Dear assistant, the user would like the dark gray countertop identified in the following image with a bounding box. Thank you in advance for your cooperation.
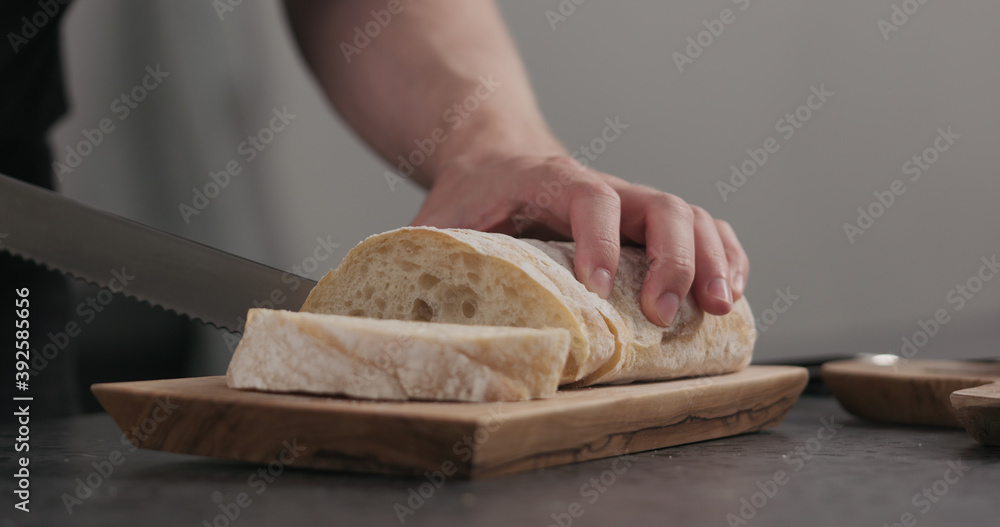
[2,395,998,527]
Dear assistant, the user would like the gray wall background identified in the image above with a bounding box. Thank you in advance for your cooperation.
[52,0,1000,371]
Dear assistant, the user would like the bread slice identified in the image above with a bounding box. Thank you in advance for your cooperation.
[299,226,755,387]
[299,227,620,384]
[227,309,572,402]
[521,240,755,385]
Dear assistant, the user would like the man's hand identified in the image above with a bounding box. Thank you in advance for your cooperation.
[410,154,749,327]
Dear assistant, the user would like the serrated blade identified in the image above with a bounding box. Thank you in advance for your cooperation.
[0,173,317,333]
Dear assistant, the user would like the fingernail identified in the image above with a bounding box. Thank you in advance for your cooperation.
[707,278,733,304]
[589,268,613,298]
[733,274,745,296]
[655,292,680,327]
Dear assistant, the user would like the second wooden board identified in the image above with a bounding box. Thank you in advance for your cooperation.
[822,358,1000,446]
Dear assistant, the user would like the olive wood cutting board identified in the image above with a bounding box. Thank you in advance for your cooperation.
[92,365,807,478]
[822,358,1000,446]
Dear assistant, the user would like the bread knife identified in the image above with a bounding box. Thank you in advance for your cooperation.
[0,172,317,333]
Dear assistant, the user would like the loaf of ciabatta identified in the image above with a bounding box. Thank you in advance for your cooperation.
[299,227,755,387]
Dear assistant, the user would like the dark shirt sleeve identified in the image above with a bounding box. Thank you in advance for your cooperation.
[0,0,72,188]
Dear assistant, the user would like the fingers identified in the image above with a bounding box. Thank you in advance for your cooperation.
[408,153,750,326]
[566,180,622,299]
[691,206,733,316]
[611,180,745,326]
[715,219,749,300]
[638,194,697,328]
[510,159,622,299]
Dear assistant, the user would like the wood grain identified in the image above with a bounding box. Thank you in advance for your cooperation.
[92,365,807,478]
[822,358,1000,446]
[951,382,1000,446]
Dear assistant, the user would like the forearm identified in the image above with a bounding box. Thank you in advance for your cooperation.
[284,0,565,187]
